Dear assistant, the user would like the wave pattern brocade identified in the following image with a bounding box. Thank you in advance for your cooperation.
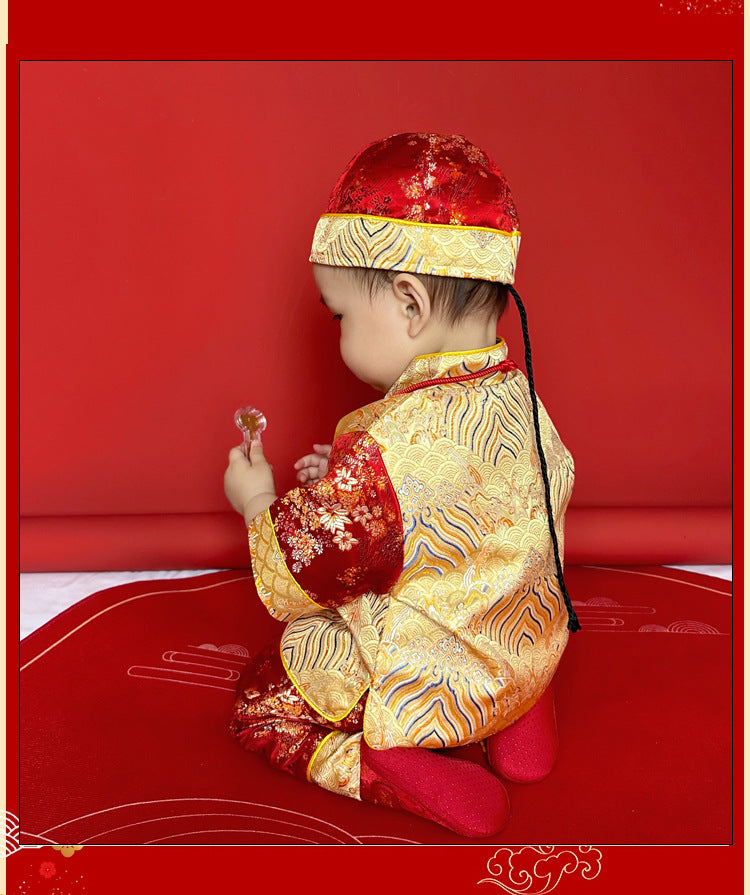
[249,342,574,749]
[310,214,521,283]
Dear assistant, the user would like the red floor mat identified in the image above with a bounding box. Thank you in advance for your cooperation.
[19,565,733,845]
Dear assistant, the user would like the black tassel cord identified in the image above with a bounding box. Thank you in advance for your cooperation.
[508,285,581,634]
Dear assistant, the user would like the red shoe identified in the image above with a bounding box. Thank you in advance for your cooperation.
[486,686,559,784]
[360,742,510,838]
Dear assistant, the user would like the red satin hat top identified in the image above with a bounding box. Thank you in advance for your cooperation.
[326,132,520,233]
[311,132,522,283]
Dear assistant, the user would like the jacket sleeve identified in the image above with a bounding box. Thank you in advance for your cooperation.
[247,430,404,621]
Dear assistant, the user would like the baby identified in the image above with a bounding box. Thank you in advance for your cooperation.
[223,132,578,838]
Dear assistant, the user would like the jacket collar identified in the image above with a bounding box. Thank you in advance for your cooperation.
[387,339,510,397]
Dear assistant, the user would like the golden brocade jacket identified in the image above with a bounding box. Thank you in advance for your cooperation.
[248,340,575,750]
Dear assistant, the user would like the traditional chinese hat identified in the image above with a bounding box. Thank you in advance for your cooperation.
[310,132,521,283]
[310,133,580,633]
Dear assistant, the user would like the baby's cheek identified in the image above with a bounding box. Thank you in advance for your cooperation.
[340,339,375,387]
[339,335,358,373]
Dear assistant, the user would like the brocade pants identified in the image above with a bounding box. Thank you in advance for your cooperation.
[230,640,367,800]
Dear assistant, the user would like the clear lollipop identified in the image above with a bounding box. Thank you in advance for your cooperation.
[234,406,267,460]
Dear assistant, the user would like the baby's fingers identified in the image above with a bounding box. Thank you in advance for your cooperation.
[228,445,249,465]
[294,453,323,470]
[297,469,325,486]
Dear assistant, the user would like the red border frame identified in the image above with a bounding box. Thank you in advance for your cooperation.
[7,1,742,892]
[3,843,744,892]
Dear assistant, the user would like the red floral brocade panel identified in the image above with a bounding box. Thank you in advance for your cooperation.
[269,431,404,609]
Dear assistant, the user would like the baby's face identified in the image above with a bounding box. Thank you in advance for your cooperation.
[313,264,415,392]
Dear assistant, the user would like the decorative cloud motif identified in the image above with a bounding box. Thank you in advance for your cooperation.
[478,845,603,893]
[639,621,721,634]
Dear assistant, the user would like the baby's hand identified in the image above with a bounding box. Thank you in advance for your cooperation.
[294,444,332,486]
[224,441,277,525]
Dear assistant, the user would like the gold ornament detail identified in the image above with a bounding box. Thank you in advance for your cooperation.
[52,845,83,857]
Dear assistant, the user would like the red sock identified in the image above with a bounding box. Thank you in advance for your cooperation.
[360,742,510,838]
[486,685,559,784]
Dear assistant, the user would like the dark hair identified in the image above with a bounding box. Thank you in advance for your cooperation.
[347,267,508,325]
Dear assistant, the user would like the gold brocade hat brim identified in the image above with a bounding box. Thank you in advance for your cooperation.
[309,213,521,284]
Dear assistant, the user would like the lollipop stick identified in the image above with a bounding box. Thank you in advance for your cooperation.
[234,406,267,462]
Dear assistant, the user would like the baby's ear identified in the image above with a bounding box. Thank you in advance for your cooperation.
[391,273,431,336]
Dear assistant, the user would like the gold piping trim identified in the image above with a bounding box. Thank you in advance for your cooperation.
[306,731,338,782]
[279,642,365,724]
[412,339,505,362]
[317,212,520,238]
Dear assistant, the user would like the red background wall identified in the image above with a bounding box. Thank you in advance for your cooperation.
[19,61,733,569]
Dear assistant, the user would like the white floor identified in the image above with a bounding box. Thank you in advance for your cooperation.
[663,564,733,582]
[18,569,223,640]
[18,564,732,641]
